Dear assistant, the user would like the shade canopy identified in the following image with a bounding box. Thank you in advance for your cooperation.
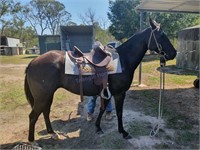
[136,0,200,14]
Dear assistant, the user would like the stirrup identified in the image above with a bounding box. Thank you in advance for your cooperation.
[100,87,111,100]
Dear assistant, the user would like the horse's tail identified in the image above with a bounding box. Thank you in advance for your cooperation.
[24,63,34,108]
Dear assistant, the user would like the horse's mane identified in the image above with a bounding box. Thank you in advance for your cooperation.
[116,27,150,52]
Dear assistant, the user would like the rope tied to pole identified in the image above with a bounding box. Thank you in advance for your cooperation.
[150,56,166,137]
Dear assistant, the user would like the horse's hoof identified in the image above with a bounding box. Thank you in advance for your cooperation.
[124,134,132,139]
[96,130,104,135]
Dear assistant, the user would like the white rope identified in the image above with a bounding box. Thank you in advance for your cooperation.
[150,61,165,137]
[148,28,158,50]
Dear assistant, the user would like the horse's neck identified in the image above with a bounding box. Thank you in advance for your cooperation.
[117,28,149,74]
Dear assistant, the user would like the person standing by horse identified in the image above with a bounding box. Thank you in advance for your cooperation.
[87,95,112,121]
[86,40,113,121]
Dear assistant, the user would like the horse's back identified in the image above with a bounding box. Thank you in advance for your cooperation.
[25,50,65,97]
[30,50,65,65]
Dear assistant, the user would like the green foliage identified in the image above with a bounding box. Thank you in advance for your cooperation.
[108,0,140,41]
[24,0,71,35]
[3,24,37,48]
[0,0,37,48]
[149,13,200,39]
[0,0,22,35]
[94,25,116,45]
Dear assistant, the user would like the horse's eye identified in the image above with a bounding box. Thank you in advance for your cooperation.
[160,31,165,37]
[155,30,163,38]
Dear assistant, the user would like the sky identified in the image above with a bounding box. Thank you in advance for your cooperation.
[60,0,110,26]
[15,0,111,34]
[19,0,111,29]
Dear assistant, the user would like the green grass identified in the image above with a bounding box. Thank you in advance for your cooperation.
[0,80,26,110]
[0,54,77,112]
[127,121,151,137]
[0,54,38,64]
[133,55,198,87]
[97,132,132,149]
[175,131,199,148]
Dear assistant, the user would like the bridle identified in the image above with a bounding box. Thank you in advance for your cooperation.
[148,27,168,62]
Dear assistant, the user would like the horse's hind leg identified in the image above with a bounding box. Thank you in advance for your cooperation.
[95,97,110,133]
[29,108,42,142]
[43,96,54,134]
[29,95,53,142]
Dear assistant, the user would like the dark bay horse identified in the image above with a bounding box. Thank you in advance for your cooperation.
[25,19,176,142]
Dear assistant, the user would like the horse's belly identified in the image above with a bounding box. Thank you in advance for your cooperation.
[61,75,100,96]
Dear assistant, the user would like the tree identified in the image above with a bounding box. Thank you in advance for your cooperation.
[0,0,22,35]
[44,0,71,35]
[3,20,37,48]
[79,8,97,26]
[79,8,115,44]
[23,0,71,35]
[108,0,140,41]
[23,0,48,35]
[149,13,200,39]
[95,26,116,45]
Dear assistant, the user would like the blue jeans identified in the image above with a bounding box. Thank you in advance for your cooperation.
[87,96,112,114]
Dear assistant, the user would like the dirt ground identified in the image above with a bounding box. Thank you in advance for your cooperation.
[0,64,199,149]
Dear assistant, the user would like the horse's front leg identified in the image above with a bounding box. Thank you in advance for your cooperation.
[114,92,132,139]
[95,97,110,134]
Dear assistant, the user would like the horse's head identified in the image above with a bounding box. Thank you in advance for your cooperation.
[148,18,177,60]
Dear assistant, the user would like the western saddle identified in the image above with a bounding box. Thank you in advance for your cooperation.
[67,42,112,102]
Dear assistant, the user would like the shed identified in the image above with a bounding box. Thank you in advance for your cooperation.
[60,25,94,53]
[38,35,61,54]
[176,25,199,71]
[0,36,24,55]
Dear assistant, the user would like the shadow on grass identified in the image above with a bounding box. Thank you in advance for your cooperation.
[22,55,38,59]
[0,101,100,149]
[156,65,198,76]
[143,54,198,76]
[142,54,160,62]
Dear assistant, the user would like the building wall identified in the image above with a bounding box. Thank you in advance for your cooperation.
[38,35,61,54]
[4,47,23,55]
[65,33,93,52]
[176,26,199,71]
[0,36,24,55]
[60,26,94,53]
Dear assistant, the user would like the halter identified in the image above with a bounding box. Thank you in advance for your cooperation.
[148,27,167,61]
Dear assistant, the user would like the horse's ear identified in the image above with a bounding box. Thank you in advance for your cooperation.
[149,18,161,30]
[149,17,156,29]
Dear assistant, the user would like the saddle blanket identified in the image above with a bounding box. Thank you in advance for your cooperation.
[65,51,122,75]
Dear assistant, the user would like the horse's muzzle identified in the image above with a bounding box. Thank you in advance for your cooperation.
[166,50,177,60]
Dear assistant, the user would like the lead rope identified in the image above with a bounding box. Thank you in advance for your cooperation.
[150,56,166,137]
